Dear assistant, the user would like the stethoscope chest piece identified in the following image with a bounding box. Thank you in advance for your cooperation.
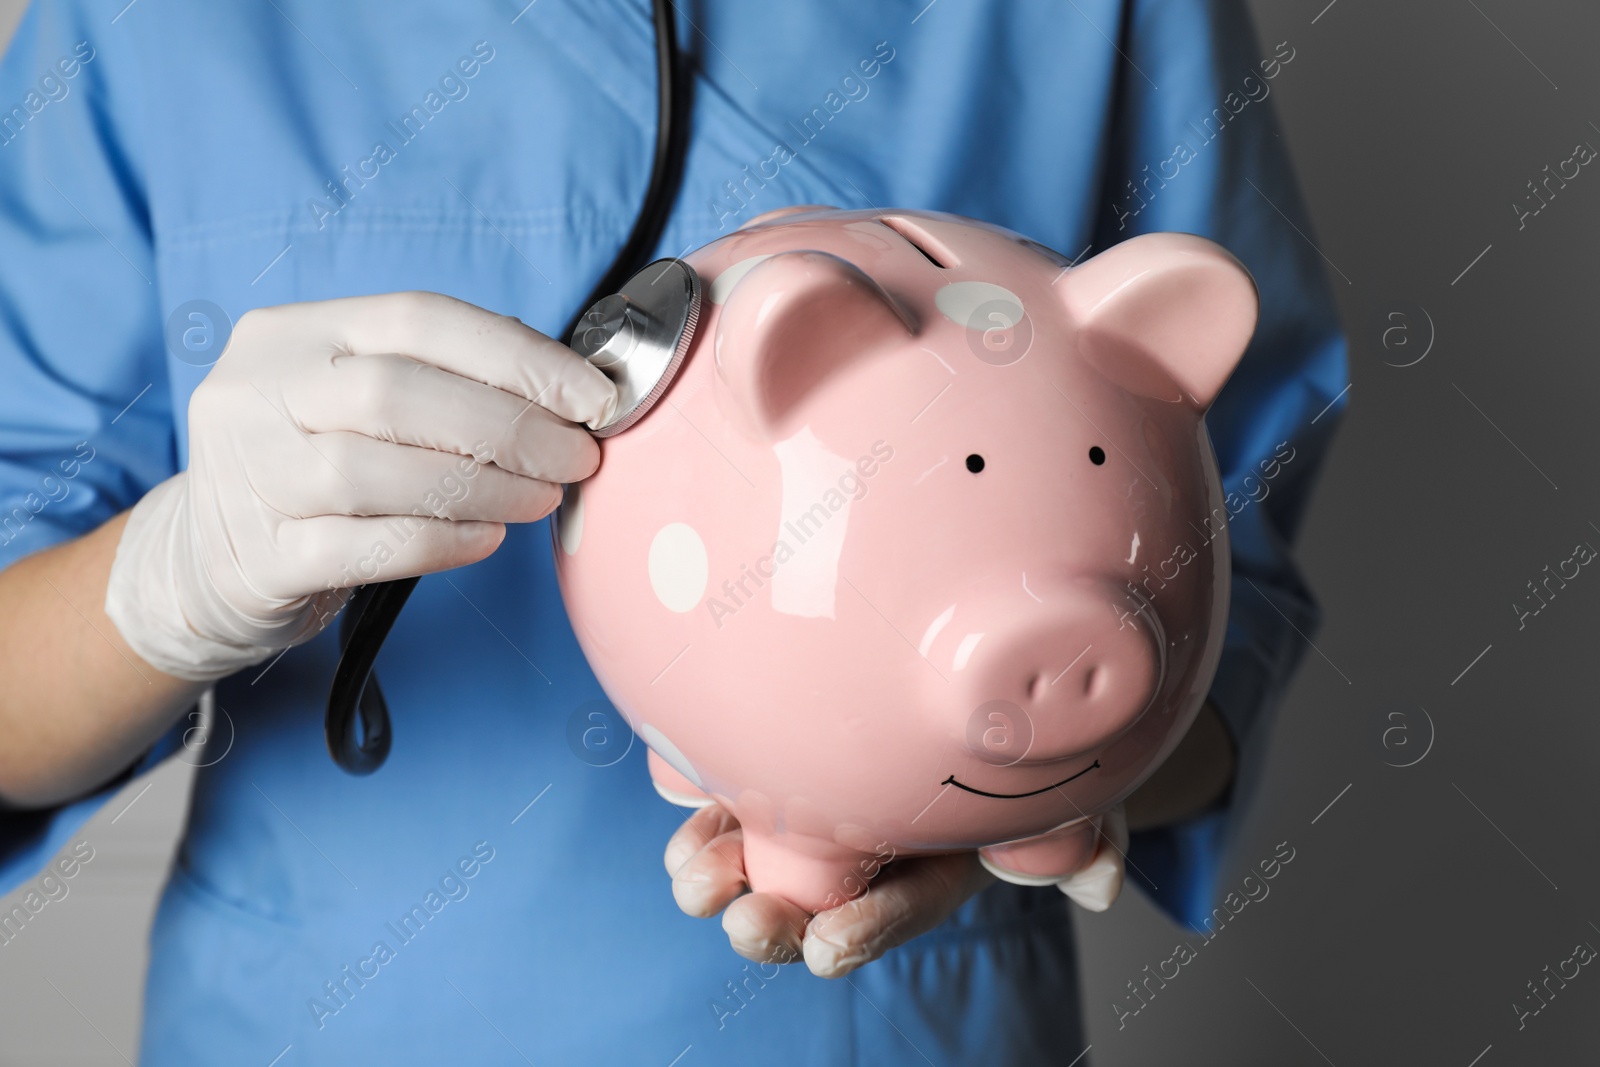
[571,258,701,437]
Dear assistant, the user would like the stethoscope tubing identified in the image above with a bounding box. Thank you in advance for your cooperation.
[324,0,692,774]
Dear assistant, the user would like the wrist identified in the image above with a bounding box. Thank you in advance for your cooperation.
[105,473,335,680]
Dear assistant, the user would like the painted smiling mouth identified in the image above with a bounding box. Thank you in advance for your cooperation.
[941,761,1102,800]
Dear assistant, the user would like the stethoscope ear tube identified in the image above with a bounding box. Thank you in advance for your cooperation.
[324,0,690,775]
[557,0,691,344]
[326,580,407,774]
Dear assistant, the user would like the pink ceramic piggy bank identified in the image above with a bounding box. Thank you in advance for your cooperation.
[553,207,1257,912]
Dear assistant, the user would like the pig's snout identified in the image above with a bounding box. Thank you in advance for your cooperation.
[951,581,1164,763]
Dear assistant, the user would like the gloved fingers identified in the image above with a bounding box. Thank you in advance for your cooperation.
[269,513,507,592]
[722,892,809,966]
[669,828,748,920]
[255,431,563,524]
[664,802,741,876]
[801,851,994,979]
[1058,805,1128,913]
[285,352,600,484]
[1106,802,1130,852]
[324,291,618,427]
[112,291,613,680]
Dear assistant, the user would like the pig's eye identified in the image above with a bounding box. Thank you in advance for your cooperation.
[1088,446,1106,465]
[965,454,985,473]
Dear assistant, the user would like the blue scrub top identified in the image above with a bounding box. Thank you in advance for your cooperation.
[0,1,1345,1062]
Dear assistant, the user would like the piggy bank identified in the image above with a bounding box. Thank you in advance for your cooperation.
[553,207,1256,912]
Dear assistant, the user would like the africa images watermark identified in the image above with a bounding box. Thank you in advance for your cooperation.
[0,441,97,550]
[307,41,496,230]
[308,840,496,1030]
[709,841,897,1030]
[0,840,95,948]
[708,955,791,1031]
[331,439,496,590]
[1511,932,1596,1031]
[703,440,895,629]
[1511,533,1595,630]
[1109,40,1297,231]
[1113,440,1296,629]
[1512,135,1596,231]
[0,40,96,147]
[1111,840,1297,1029]
[708,40,897,230]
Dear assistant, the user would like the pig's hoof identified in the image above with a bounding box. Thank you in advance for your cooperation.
[977,852,1069,888]
[979,813,1127,911]
[978,820,1100,887]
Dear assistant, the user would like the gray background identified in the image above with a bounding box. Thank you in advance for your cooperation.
[3,0,1598,1063]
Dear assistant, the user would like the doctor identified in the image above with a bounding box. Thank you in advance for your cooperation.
[0,0,1343,1062]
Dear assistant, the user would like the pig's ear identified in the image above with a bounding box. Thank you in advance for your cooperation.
[1055,233,1258,410]
[714,250,914,439]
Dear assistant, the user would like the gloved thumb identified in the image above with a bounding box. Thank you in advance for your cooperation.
[1058,805,1128,913]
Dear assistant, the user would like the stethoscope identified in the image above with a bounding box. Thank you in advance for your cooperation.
[325,0,699,774]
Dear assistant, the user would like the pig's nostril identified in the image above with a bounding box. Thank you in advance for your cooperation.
[1046,644,1094,690]
[1028,672,1047,701]
[1082,665,1105,699]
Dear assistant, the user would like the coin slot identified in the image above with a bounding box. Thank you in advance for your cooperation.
[881,215,961,269]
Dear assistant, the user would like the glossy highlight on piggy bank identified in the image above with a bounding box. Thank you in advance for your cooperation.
[553,207,1257,911]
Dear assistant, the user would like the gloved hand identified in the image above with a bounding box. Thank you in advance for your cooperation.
[106,292,616,681]
[975,804,1129,911]
[665,802,1128,978]
[1066,806,1130,910]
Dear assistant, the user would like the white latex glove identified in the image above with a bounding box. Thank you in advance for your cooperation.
[665,803,1128,979]
[1050,805,1129,913]
[971,805,1129,912]
[106,292,617,680]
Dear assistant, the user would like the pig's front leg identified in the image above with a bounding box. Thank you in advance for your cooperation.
[739,829,877,915]
[977,809,1127,912]
[648,750,714,808]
